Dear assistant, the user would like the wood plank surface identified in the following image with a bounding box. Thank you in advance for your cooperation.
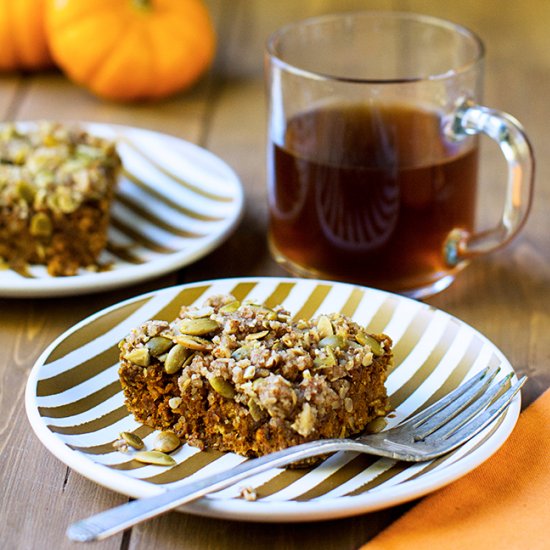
[1,1,549,548]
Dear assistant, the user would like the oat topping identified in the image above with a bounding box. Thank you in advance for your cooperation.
[0,121,120,275]
[0,122,119,215]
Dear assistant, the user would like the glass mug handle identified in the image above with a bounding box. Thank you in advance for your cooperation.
[444,100,535,267]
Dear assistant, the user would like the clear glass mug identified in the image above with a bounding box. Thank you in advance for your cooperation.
[265,12,534,298]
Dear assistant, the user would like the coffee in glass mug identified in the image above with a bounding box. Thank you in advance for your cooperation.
[265,12,534,298]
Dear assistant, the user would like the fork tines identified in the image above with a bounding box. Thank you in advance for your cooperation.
[405,366,526,446]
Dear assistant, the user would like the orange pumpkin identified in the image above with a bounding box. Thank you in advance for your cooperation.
[45,0,216,101]
[0,0,53,71]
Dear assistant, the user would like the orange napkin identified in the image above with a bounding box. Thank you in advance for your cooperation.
[361,387,550,550]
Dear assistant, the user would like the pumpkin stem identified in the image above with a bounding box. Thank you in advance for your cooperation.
[133,0,152,10]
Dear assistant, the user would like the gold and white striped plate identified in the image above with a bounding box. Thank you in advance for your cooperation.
[0,123,244,298]
[25,277,521,522]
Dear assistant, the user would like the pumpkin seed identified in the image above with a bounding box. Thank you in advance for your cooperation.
[247,398,263,421]
[174,334,212,351]
[179,318,220,336]
[356,333,383,356]
[124,347,151,367]
[49,189,78,214]
[15,181,36,203]
[29,212,52,238]
[187,306,214,318]
[209,376,235,399]
[154,431,181,453]
[249,305,278,320]
[362,353,373,366]
[264,309,279,321]
[183,352,196,367]
[319,335,347,349]
[316,315,334,339]
[365,416,387,434]
[313,346,337,368]
[146,336,174,357]
[120,431,144,450]
[133,450,176,467]
[76,144,105,159]
[164,343,191,374]
[245,330,269,341]
[219,300,241,313]
[231,345,251,361]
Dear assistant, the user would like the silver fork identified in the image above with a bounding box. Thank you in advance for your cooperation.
[67,367,526,542]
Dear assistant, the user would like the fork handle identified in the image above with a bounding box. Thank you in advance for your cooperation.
[67,438,362,542]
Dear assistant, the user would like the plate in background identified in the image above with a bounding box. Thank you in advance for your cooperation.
[0,123,244,297]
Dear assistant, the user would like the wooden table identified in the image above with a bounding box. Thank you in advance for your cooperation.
[1,2,549,548]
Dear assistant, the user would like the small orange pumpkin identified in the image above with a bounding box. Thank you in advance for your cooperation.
[46,0,216,101]
[0,0,53,71]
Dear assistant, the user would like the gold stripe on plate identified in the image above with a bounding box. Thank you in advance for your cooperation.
[123,170,223,222]
[390,307,434,373]
[147,284,212,322]
[47,406,129,435]
[389,320,461,409]
[44,297,150,364]
[10,264,35,278]
[105,242,146,264]
[121,139,235,203]
[38,380,121,419]
[110,217,178,254]
[292,284,332,321]
[263,282,296,310]
[143,449,226,484]
[339,286,365,318]
[254,468,313,499]
[37,346,118,397]
[346,460,410,496]
[115,193,207,239]
[406,336,486,417]
[109,460,150,471]
[229,281,259,302]
[365,296,399,334]
[293,454,379,501]
[70,442,118,456]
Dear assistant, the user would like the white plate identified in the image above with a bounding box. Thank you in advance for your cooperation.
[0,123,244,297]
[25,277,521,522]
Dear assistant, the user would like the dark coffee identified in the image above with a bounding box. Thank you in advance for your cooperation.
[268,102,479,293]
